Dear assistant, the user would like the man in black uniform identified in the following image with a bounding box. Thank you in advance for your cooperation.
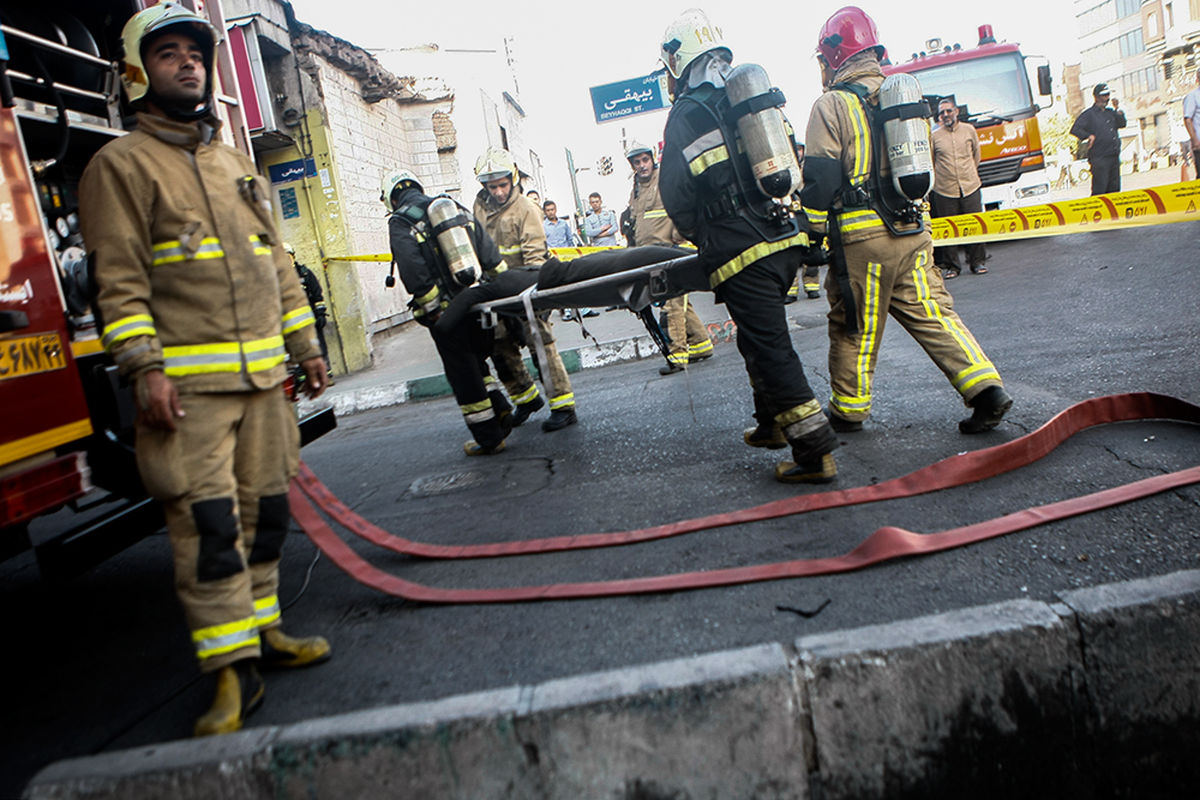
[383,168,532,455]
[1070,83,1126,196]
[657,9,837,484]
[283,242,330,373]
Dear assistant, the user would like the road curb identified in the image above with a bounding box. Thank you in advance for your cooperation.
[25,569,1200,799]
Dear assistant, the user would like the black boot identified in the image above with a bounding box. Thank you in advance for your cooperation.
[511,394,545,427]
[542,407,577,432]
[825,407,863,432]
[959,385,1012,434]
[659,362,685,375]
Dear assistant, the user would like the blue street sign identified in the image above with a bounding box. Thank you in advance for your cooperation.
[589,72,671,124]
[268,158,317,184]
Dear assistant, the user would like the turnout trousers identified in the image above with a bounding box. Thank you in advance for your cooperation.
[716,250,828,451]
[826,233,1003,423]
[663,293,713,366]
[135,389,299,673]
[493,314,575,411]
[429,305,511,449]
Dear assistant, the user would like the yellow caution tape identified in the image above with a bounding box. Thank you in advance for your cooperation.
[325,183,1200,265]
[931,180,1200,246]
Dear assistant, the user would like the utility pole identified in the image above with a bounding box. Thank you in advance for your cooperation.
[565,146,589,243]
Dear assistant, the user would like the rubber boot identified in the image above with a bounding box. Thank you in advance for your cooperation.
[194,660,264,737]
[775,415,839,484]
[959,385,1013,434]
[744,393,787,449]
[825,407,863,433]
[659,361,685,375]
[465,404,513,455]
[541,407,577,432]
[260,628,332,669]
[511,394,545,427]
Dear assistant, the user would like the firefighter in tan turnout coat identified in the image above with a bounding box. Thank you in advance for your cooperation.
[801,6,1012,435]
[473,147,578,432]
[79,2,331,738]
[624,141,714,375]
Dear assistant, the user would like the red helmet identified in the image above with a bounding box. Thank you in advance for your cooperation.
[817,6,884,70]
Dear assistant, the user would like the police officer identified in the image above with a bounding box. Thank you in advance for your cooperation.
[283,242,330,372]
[473,147,578,432]
[1070,83,1126,196]
[79,2,330,737]
[384,168,532,455]
[657,9,837,484]
[624,140,714,375]
[801,6,1011,435]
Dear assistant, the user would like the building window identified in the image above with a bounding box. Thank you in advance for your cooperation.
[1116,0,1141,17]
[1078,1,1118,36]
[1146,10,1160,38]
[1119,28,1145,57]
[499,125,509,152]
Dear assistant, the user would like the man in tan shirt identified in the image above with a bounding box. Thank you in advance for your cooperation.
[930,98,988,279]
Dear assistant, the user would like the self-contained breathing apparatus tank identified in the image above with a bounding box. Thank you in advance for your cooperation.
[877,72,933,204]
[426,196,481,288]
[724,63,799,199]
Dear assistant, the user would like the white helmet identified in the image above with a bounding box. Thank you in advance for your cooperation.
[660,8,730,80]
[380,168,423,210]
[625,140,656,166]
[474,147,519,185]
[120,1,221,105]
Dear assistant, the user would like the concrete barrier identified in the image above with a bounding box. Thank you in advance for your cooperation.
[26,570,1200,799]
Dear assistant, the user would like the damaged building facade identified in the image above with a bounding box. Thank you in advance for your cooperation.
[224,0,461,373]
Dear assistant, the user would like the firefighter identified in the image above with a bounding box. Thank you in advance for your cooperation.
[473,147,578,432]
[786,140,821,303]
[282,242,330,373]
[658,9,838,483]
[78,2,331,737]
[801,6,1011,434]
[383,167,532,455]
[624,140,713,375]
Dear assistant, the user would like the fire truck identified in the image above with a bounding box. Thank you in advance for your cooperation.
[885,25,1054,210]
[0,0,334,578]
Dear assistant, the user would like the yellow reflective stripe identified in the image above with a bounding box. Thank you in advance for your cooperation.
[151,237,224,266]
[249,235,273,256]
[644,209,669,218]
[855,262,884,402]
[244,335,287,372]
[416,286,440,306]
[803,207,828,224]
[776,398,822,427]
[836,91,871,186]
[954,363,1002,394]
[254,595,281,628]
[101,314,156,349]
[667,352,689,365]
[839,208,885,233]
[688,144,729,177]
[709,232,810,288]
[282,306,315,334]
[163,341,241,376]
[498,245,522,256]
[688,340,714,354]
[461,398,491,415]
[830,393,871,414]
[511,384,540,405]
[548,393,575,410]
[192,615,260,660]
[911,253,989,368]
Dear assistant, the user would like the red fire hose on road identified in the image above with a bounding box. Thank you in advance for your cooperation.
[289,392,1200,604]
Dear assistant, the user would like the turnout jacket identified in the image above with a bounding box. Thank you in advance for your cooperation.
[660,80,810,289]
[473,189,549,267]
[388,188,505,321]
[626,167,685,247]
[800,52,925,246]
[80,113,320,393]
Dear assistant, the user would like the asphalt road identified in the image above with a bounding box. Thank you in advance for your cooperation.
[4,221,1199,796]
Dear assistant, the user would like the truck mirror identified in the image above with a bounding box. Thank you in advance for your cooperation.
[1037,65,1052,96]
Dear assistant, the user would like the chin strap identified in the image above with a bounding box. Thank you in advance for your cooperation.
[144,88,213,122]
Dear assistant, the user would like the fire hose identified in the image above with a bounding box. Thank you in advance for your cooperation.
[289,392,1200,604]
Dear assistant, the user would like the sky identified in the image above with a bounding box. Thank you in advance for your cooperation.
[285,0,1080,211]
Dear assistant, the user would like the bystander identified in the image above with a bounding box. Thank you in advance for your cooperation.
[930,98,988,279]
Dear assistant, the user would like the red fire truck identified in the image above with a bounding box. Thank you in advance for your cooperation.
[885,25,1054,210]
[0,0,334,577]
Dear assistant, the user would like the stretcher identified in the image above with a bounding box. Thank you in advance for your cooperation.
[461,245,709,372]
